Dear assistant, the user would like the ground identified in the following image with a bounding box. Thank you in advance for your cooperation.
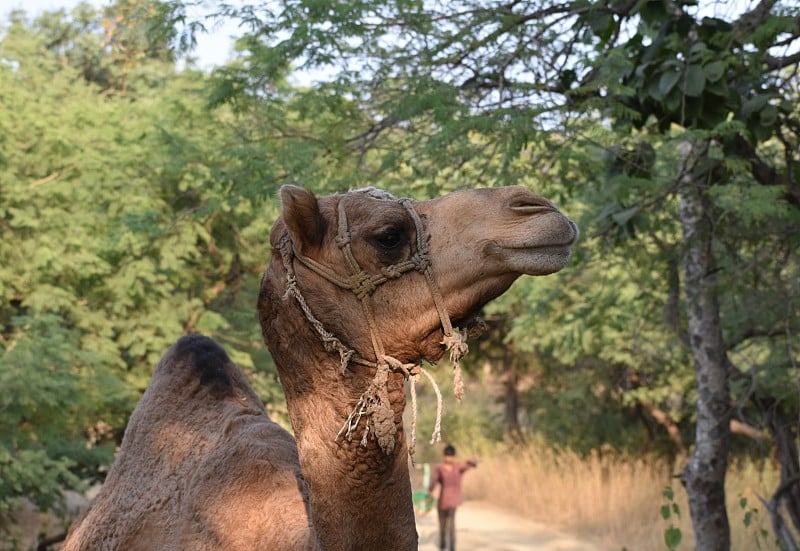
[5,494,606,551]
[416,501,606,551]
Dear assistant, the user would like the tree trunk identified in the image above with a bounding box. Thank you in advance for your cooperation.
[754,395,800,535]
[502,347,524,443]
[677,142,732,551]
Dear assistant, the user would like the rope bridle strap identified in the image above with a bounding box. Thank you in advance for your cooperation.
[278,189,469,456]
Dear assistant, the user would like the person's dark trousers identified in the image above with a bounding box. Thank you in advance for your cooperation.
[437,507,456,551]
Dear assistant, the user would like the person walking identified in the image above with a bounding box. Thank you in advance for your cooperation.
[427,444,477,551]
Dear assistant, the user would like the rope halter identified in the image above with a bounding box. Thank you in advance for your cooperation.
[278,189,469,456]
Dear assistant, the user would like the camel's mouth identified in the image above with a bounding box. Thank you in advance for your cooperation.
[489,218,579,275]
[501,213,580,245]
[512,218,580,249]
[507,243,574,254]
[502,241,575,257]
[507,247,574,275]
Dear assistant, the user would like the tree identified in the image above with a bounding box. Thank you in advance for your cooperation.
[200,1,799,548]
[0,3,287,525]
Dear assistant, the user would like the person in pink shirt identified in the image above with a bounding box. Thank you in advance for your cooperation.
[427,444,477,551]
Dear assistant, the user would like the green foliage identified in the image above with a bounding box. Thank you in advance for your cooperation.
[1,3,799,548]
[0,3,290,518]
[0,448,79,514]
[737,496,772,549]
[661,486,683,550]
[199,0,800,466]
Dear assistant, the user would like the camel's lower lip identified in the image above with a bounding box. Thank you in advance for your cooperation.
[496,241,576,257]
[486,242,574,260]
[497,245,574,276]
[502,243,575,251]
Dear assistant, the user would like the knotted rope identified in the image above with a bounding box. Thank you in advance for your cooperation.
[279,189,469,458]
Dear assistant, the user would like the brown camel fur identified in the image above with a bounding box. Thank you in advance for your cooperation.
[63,185,577,551]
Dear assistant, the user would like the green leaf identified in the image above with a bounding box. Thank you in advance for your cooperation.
[759,104,778,127]
[587,12,614,43]
[612,206,638,225]
[682,65,705,97]
[704,61,725,82]
[703,78,729,98]
[741,94,769,118]
[196,311,231,333]
[658,69,681,98]
[227,346,256,370]
[664,526,682,549]
[660,504,671,520]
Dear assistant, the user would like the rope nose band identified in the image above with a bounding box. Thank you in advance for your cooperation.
[277,190,469,456]
[286,194,462,370]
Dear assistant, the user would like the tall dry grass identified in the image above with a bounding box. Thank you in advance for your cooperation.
[462,442,787,550]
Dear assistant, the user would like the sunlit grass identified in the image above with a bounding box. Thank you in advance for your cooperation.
[461,441,789,550]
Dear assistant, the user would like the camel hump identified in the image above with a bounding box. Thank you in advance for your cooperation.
[159,334,236,398]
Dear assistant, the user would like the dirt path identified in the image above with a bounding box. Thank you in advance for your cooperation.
[416,501,605,551]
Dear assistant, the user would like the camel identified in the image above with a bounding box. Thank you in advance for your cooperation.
[63,184,578,551]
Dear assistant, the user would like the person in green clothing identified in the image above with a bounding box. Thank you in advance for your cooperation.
[427,444,477,551]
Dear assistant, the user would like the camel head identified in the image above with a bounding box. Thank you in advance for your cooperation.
[260,185,578,371]
[258,186,578,460]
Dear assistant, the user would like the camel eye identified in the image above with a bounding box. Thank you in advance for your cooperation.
[371,228,406,251]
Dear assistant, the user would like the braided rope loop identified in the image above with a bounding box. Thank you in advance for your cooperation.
[350,272,378,300]
[334,233,350,249]
[381,265,403,279]
[411,253,431,272]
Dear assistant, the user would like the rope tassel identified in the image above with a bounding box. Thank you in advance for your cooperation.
[442,329,469,401]
[338,363,397,454]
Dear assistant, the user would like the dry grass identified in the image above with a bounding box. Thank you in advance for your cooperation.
[462,443,788,550]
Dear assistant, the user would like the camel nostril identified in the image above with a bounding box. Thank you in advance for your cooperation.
[508,195,555,214]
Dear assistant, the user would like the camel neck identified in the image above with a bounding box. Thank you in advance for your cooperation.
[279,352,417,551]
[259,262,419,550]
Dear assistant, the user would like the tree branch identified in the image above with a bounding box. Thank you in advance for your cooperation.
[730,418,769,441]
[766,50,800,71]
[638,400,687,455]
[732,0,778,42]
[732,134,800,209]
[757,478,800,551]
[726,325,800,351]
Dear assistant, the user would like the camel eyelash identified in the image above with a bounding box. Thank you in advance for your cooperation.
[370,228,409,250]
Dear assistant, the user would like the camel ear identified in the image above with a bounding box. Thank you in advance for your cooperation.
[280,185,326,251]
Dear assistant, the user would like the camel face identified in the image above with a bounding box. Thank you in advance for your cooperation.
[420,185,578,275]
[268,185,577,365]
[417,185,578,320]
